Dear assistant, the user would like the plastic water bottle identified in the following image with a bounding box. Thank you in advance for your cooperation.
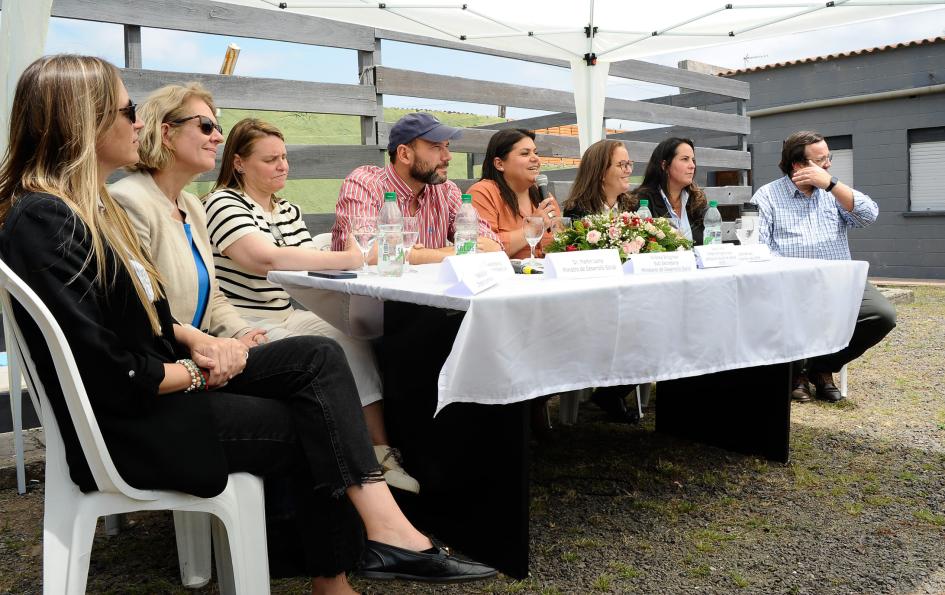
[703,199,723,245]
[454,194,478,256]
[377,192,404,276]
[636,199,652,219]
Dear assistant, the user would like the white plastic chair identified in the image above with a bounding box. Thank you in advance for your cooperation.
[558,384,649,425]
[3,310,30,494]
[312,232,332,251]
[0,258,270,595]
[839,364,848,398]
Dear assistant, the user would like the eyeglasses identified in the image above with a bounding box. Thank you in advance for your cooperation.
[118,101,137,124]
[168,114,223,136]
[809,153,833,166]
[614,160,634,171]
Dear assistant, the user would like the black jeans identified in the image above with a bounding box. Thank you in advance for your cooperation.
[206,335,382,577]
[806,281,897,375]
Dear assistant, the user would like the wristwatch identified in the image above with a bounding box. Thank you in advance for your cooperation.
[825,176,839,193]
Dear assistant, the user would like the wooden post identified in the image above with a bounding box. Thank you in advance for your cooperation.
[737,98,749,187]
[123,24,142,69]
[358,37,384,164]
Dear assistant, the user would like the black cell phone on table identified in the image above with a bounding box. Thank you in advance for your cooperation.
[308,270,357,279]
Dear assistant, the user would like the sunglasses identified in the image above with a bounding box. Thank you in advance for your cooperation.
[168,114,223,136]
[118,100,137,124]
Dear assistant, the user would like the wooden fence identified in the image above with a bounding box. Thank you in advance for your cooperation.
[4,0,754,230]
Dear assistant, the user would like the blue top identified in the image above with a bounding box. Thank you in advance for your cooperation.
[750,175,878,260]
[183,223,210,327]
[660,187,692,240]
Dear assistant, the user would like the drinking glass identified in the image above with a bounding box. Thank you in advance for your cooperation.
[735,217,757,245]
[402,216,420,273]
[351,216,378,275]
[550,216,572,234]
[523,216,545,267]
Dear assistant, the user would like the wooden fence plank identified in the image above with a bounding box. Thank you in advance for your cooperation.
[609,59,750,99]
[376,67,749,134]
[120,68,377,116]
[48,0,375,50]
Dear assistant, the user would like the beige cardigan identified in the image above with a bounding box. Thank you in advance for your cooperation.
[110,172,250,338]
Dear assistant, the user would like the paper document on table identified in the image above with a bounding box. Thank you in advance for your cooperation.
[694,244,739,269]
[733,244,772,263]
[439,251,514,296]
[543,249,622,279]
[624,251,697,275]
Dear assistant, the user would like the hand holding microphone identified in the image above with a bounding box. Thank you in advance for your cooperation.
[535,174,558,230]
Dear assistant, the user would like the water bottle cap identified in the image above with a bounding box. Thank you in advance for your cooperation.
[639,199,649,207]
[461,194,472,203]
[709,200,718,208]
[384,192,396,202]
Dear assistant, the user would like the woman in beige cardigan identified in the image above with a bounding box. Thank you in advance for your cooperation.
[110,83,419,494]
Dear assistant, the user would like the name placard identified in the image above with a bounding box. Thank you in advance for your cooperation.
[733,244,772,263]
[543,249,623,279]
[623,251,697,275]
[439,251,514,296]
[694,244,739,269]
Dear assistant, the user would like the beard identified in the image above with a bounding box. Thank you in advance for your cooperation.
[410,159,448,185]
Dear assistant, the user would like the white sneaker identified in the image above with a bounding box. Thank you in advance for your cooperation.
[374,445,420,494]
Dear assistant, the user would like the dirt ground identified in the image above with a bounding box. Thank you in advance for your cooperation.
[1,287,943,594]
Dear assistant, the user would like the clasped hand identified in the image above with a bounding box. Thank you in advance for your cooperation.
[189,333,249,388]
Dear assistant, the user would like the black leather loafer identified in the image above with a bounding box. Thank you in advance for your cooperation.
[590,389,640,424]
[813,374,844,403]
[357,539,498,583]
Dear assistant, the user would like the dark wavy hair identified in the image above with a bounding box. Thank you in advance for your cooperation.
[779,130,824,175]
[479,128,541,218]
[630,137,706,213]
[563,139,634,215]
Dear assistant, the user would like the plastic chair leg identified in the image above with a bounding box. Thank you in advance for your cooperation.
[42,495,97,595]
[212,473,269,595]
[5,308,26,494]
[173,511,212,588]
[558,389,588,425]
[839,364,848,397]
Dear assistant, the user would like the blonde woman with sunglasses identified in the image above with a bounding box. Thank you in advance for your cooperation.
[2,56,495,594]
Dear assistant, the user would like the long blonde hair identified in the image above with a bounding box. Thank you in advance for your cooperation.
[0,55,164,333]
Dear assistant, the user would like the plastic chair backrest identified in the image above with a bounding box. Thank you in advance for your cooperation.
[0,257,159,501]
[311,232,332,251]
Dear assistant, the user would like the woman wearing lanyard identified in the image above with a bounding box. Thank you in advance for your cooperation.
[629,137,709,245]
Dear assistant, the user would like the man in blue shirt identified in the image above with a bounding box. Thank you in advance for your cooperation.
[751,131,896,402]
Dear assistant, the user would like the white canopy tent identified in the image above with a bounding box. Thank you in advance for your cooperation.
[2,0,945,156]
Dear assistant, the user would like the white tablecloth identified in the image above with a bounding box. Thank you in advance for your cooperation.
[270,257,868,414]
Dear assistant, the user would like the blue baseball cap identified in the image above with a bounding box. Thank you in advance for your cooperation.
[388,113,462,153]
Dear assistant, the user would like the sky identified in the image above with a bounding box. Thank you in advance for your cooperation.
[36,5,945,126]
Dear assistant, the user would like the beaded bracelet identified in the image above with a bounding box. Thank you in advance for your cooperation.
[176,358,206,393]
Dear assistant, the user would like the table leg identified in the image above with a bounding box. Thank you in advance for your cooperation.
[655,362,793,464]
[377,302,531,579]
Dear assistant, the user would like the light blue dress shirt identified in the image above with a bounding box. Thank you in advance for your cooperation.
[750,175,878,260]
[659,188,691,240]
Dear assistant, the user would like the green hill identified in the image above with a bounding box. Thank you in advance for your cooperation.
[189,108,505,213]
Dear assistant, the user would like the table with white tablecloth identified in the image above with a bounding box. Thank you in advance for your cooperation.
[272,257,865,411]
[269,256,868,577]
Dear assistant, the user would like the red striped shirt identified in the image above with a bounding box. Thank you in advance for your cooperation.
[331,164,500,251]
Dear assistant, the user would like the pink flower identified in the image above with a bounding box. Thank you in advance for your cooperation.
[622,241,641,255]
[631,236,646,250]
[586,229,602,244]
[608,225,621,240]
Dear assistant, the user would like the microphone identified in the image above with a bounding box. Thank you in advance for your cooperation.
[535,174,550,201]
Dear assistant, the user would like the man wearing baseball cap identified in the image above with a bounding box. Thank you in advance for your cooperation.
[331,112,502,261]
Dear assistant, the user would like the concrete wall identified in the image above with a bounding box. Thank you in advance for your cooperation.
[730,40,945,279]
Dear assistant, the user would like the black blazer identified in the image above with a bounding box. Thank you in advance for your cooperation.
[0,193,227,496]
[631,186,708,246]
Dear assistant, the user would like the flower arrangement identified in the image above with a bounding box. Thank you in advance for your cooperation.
[545,212,693,261]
